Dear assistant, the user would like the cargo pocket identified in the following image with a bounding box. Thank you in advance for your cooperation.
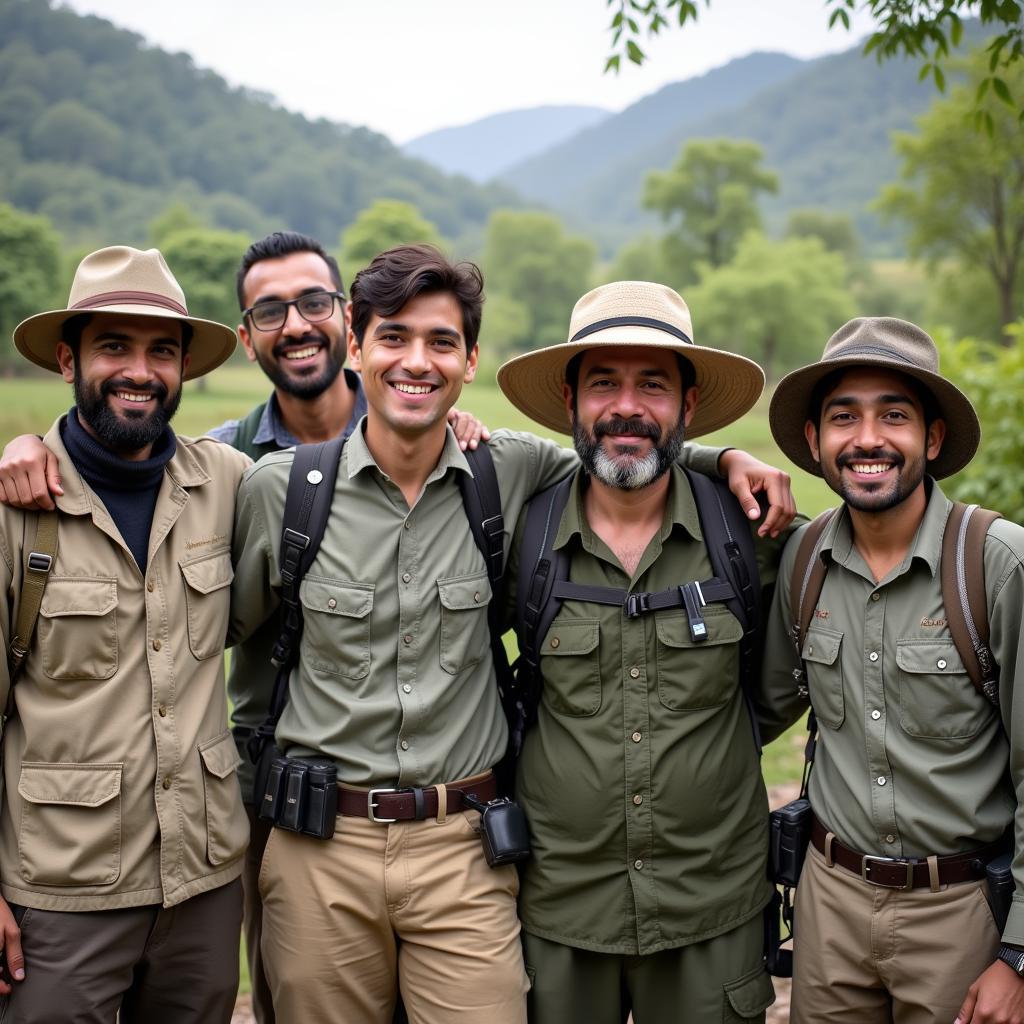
[655,606,743,710]
[38,577,118,680]
[539,618,601,717]
[896,639,990,739]
[18,763,122,886]
[199,732,249,867]
[802,626,845,730]
[299,577,374,679]
[724,964,776,1022]
[180,549,234,661]
[437,571,491,675]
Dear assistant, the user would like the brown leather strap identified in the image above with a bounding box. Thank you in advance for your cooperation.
[942,502,1001,705]
[811,816,1004,889]
[338,773,498,822]
[791,509,836,658]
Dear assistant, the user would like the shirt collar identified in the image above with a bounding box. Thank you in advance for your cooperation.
[254,369,367,447]
[345,421,469,485]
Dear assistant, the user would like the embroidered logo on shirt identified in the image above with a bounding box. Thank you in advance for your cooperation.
[814,609,830,619]
[185,533,227,551]
[920,616,947,627]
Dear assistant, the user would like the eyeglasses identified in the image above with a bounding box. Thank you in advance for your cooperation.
[243,290,345,332]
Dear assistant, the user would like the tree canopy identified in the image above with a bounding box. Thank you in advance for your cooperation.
[340,200,444,287]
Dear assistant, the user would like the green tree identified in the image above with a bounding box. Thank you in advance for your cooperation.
[0,202,61,371]
[643,140,778,283]
[340,199,444,286]
[876,53,1024,336]
[605,234,671,285]
[785,209,861,270]
[482,210,596,352]
[148,202,205,248]
[160,227,250,331]
[687,232,855,381]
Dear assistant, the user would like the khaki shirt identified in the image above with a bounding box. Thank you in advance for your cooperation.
[510,465,794,955]
[759,481,1024,943]
[229,423,726,788]
[0,420,251,911]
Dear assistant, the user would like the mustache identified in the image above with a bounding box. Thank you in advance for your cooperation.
[101,378,169,403]
[272,333,327,359]
[836,449,905,469]
[594,417,660,441]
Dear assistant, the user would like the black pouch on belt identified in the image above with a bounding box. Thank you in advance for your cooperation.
[259,754,338,839]
[769,797,812,888]
[463,794,531,867]
[987,851,1014,933]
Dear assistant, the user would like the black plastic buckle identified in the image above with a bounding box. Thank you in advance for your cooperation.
[626,592,651,618]
[27,551,52,573]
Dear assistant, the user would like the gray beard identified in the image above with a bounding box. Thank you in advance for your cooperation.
[572,416,686,491]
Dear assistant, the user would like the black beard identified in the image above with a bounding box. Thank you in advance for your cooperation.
[74,373,181,455]
[825,447,925,513]
[255,333,345,400]
[572,415,686,490]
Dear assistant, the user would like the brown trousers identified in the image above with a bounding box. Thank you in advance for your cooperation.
[258,802,529,1024]
[791,845,1000,1024]
[0,878,242,1024]
[242,803,275,1024]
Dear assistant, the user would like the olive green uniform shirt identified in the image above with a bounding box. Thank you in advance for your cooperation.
[510,465,793,955]
[758,481,1024,944]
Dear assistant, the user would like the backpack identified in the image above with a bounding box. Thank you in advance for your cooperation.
[512,468,764,754]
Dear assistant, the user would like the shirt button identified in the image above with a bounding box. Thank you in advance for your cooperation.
[937,659,947,670]
[869,652,879,662]
[885,834,896,844]
[152,638,161,651]
[877,776,887,786]
[634,859,644,870]
[403,635,413,645]
[400,740,410,751]
[473,592,481,603]
[871,593,880,602]
[402,684,412,694]
[632,794,643,805]
[549,637,560,649]
[158,705,167,718]
[871,710,881,720]
[162,776,172,790]
[146,580,155,593]
[402,573,411,584]
[327,598,337,609]
[629,667,640,679]
[631,731,642,743]
[404,521,411,530]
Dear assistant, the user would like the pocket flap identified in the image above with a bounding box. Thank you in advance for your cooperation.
[180,550,234,595]
[655,606,744,649]
[437,571,492,611]
[542,619,599,656]
[802,626,843,666]
[725,967,776,1017]
[199,731,242,779]
[300,577,374,618]
[39,577,117,618]
[896,639,965,675]
[18,763,122,807]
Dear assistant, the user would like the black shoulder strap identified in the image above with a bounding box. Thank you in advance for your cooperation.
[248,437,345,763]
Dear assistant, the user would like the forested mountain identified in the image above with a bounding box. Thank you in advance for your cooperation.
[403,105,610,183]
[0,0,520,246]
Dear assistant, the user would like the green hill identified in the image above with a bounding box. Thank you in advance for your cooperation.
[0,0,521,247]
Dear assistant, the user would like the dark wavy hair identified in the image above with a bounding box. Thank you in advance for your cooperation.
[235,231,343,310]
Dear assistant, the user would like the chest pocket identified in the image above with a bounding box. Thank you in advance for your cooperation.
[896,639,992,739]
[437,571,492,675]
[38,577,118,681]
[655,605,743,710]
[802,626,845,730]
[299,577,374,680]
[540,617,601,717]
[180,549,234,661]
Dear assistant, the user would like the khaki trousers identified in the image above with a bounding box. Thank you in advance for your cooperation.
[242,803,275,1024]
[524,914,775,1024]
[259,803,529,1024]
[791,844,1000,1024]
[0,878,242,1024]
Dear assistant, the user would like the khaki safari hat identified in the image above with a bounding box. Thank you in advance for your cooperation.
[769,316,980,480]
[496,280,764,438]
[14,246,236,381]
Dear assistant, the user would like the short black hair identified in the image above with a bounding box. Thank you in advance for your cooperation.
[236,231,343,310]
[564,349,697,410]
[350,244,484,354]
[808,366,940,431]
[60,312,192,358]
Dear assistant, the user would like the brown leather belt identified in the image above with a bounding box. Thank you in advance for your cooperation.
[338,773,498,823]
[811,817,1005,890]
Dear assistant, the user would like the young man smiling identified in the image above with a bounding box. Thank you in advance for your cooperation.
[759,318,1024,1024]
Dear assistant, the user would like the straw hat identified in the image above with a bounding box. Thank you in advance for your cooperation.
[14,246,236,380]
[769,316,979,479]
[496,281,764,438]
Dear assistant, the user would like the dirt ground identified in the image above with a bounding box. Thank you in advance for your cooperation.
[231,783,801,1024]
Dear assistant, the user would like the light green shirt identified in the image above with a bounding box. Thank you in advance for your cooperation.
[759,480,1024,943]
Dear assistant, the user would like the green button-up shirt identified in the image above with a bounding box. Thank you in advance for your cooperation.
[510,464,792,955]
[758,481,1024,943]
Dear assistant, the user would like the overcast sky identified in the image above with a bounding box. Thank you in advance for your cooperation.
[62,0,878,143]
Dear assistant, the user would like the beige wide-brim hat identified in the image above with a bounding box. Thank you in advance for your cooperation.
[496,280,764,438]
[14,246,236,381]
[769,316,980,480]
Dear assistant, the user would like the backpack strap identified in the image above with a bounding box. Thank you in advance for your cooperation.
[7,510,58,685]
[789,509,837,680]
[248,437,346,764]
[942,502,1002,706]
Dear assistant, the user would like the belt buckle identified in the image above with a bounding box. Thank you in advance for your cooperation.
[861,854,914,889]
[367,787,399,824]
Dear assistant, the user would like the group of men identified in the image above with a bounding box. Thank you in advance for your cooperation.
[0,227,1020,1024]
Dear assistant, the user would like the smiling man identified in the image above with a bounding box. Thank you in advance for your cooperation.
[758,318,1024,1024]
[0,247,250,1022]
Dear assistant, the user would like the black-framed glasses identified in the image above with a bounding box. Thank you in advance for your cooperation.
[243,290,345,332]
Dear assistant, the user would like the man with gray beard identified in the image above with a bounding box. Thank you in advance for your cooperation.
[496,281,797,1024]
